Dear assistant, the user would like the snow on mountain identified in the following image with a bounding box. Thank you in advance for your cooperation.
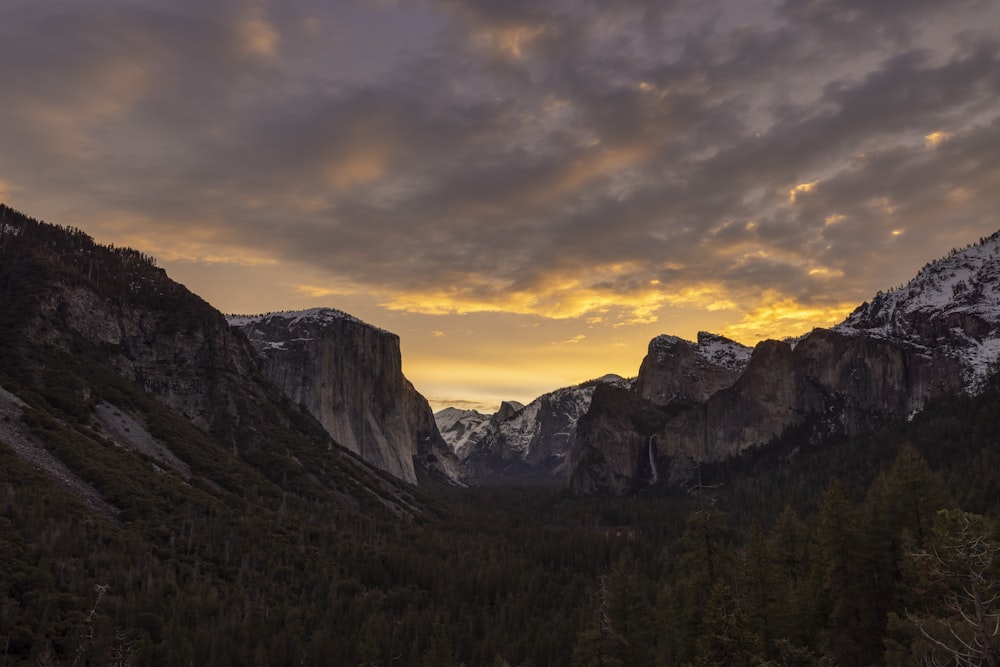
[695,332,754,373]
[435,407,492,458]
[226,308,386,333]
[459,375,627,480]
[836,231,1000,392]
[647,332,753,375]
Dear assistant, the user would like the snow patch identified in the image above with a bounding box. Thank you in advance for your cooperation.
[227,307,387,333]
[835,230,1000,394]
[696,332,753,372]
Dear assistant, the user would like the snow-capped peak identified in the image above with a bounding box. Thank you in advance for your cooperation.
[647,332,752,373]
[227,307,386,332]
[835,230,1000,393]
[838,231,1000,335]
[696,332,753,373]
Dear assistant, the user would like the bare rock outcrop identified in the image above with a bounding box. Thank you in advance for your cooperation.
[570,223,1000,497]
[230,309,460,484]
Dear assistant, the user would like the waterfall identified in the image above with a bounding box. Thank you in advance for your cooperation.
[647,435,658,486]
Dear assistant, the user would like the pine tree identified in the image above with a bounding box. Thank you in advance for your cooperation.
[421,618,458,667]
[816,479,878,666]
[693,581,762,667]
[906,509,1000,666]
[572,575,628,667]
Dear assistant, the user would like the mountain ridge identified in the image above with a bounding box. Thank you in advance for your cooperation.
[570,230,1000,495]
[0,203,427,513]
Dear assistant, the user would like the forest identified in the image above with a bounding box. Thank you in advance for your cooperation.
[2,371,1000,666]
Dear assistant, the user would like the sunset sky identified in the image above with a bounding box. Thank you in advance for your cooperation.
[2,0,1000,411]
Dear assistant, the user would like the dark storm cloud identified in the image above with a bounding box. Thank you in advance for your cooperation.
[779,0,984,45]
[1,0,999,321]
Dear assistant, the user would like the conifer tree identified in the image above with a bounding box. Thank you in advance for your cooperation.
[816,479,878,666]
[906,509,1000,666]
[693,580,761,667]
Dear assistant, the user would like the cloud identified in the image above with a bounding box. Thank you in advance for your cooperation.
[923,131,952,148]
[1,0,999,347]
[720,290,857,344]
[239,7,281,59]
[0,178,14,201]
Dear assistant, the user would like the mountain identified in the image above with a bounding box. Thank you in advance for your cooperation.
[835,235,1000,393]
[6,204,1000,666]
[0,204,425,515]
[570,232,1000,496]
[447,376,627,481]
[229,309,461,484]
[635,332,751,406]
[434,400,524,459]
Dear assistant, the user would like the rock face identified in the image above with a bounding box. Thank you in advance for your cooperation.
[569,383,666,496]
[571,232,1000,496]
[447,376,626,481]
[435,401,524,460]
[0,205,426,516]
[230,309,460,484]
[635,333,750,406]
[10,241,281,456]
[835,236,1000,393]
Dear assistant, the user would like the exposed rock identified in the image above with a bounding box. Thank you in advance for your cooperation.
[231,309,461,485]
[93,402,191,477]
[494,400,525,423]
[28,274,281,455]
[635,335,745,406]
[460,376,625,482]
[0,384,118,521]
[435,400,525,460]
[0,205,427,517]
[568,383,666,496]
[571,232,1000,495]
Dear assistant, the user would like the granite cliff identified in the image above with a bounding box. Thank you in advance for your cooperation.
[571,232,1000,496]
[230,309,461,484]
[437,376,626,482]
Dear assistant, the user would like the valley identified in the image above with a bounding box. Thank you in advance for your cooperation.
[2,204,1000,665]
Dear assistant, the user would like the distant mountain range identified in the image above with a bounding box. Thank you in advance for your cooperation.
[436,376,626,482]
[4,201,1000,500]
[436,235,1000,493]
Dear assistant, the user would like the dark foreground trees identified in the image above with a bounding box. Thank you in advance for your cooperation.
[6,379,1000,665]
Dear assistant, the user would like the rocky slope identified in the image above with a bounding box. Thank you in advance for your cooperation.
[435,400,524,460]
[571,233,1000,496]
[447,376,626,481]
[0,204,425,515]
[835,236,1000,393]
[230,309,461,484]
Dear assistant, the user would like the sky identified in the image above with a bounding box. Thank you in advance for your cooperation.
[2,0,1000,412]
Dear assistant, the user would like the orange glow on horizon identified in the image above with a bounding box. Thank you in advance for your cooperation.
[719,291,855,345]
